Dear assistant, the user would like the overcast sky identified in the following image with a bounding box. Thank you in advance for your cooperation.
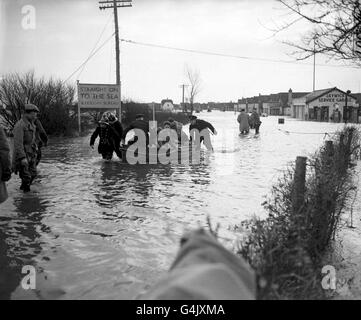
[1,0,360,103]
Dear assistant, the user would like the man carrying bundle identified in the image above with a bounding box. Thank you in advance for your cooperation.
[188,115,217,151]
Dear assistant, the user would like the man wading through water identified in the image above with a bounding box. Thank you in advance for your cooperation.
[237,109,250,135]
[12,104,40,192]
[90,112,123,160]
[188,115,217,151]
[249,107,262,134]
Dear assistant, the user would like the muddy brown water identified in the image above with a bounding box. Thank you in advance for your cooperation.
[0,112,348,299]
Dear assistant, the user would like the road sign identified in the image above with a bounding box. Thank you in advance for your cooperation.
[77,83,121,109]
[77,82,121,133]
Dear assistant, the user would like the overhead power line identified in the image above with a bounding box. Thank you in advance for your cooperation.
[63,32,115,84]
[119,38,360,69]
[77,14,113,80]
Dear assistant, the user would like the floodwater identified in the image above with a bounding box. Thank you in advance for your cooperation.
[0,112,349,299]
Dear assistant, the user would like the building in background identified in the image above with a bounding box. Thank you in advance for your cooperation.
[160,99,175,112]
[291,87,359,123]
[238,89,308,115]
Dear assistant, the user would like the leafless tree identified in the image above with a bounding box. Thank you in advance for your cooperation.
[275,0,361,65]
[0,71,76,134]
[185,66,202,114]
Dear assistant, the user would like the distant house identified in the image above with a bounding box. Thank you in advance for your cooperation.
[160,99,174,112]
[292,87,359,123]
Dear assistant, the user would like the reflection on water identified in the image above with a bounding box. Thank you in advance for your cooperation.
[0,192,49,299]
[0,112,351,299]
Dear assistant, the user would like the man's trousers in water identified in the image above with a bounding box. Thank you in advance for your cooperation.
[17,154,37,186]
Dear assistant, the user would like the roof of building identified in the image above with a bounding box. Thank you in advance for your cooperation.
[305,87,358,104]
[238,91,309,106]
[161,99,173,105]
[292,92,310,99]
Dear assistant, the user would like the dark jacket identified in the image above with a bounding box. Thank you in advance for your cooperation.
[189,119,215,134]
[122,119,149,140]
[90,123,119,148]
[237,112,250,132]
[0,126,11,181]
[250,111,261,126]
[109,120,123,143]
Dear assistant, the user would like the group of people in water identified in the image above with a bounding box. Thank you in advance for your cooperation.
[89,108,262,161]
[237,107,262,135]
[89,113,218,161]
[0,104,263,196]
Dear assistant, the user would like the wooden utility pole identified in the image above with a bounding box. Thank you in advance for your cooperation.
[179,84,189,113]
[99,0,132,119]
[313,37,316,92]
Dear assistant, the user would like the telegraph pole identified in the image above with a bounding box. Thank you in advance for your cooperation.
[179,84,189,113]
[99,0,132,119]
[313,37,316,92]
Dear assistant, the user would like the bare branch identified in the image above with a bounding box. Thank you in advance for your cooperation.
[275,0,361,65]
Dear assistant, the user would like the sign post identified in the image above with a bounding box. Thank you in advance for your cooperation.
[77,82,121,133]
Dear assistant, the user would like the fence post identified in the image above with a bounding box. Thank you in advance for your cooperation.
[345,128,355,163]
[293,156,307,213]
[325,140,334,157]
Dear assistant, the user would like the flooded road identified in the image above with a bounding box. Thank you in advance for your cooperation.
[0,112,348,299]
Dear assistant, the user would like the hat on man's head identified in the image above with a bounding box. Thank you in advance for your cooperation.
[168,117,175,122]
[25,104,40,113]
[136,113,144,119]
[188,115,197,121]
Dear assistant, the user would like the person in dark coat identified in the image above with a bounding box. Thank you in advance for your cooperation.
[107,113,123,159]
[121,114,150,147]
[188,115,217,151]
[249,108,262,134]
[90,113,120,160]
[237,109,250,134]
[0,125,11,203]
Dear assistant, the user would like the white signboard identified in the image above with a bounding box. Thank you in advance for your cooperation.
[77,83,121,109]
[317,92,355,105]
[77,82,121,133]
